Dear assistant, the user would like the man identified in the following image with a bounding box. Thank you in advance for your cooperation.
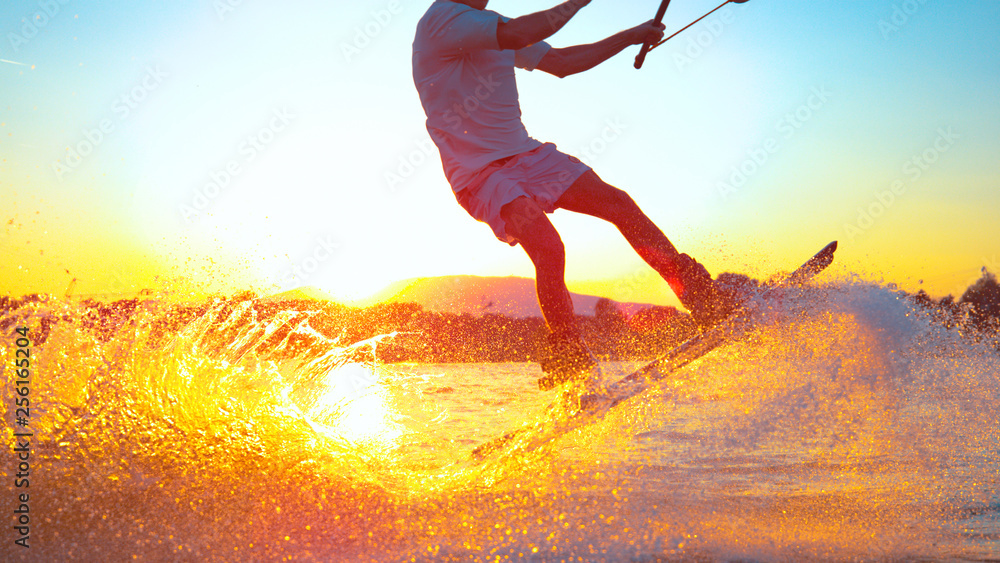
[412,0,735,391]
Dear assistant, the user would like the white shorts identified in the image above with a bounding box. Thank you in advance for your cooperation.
[455,143,592,245]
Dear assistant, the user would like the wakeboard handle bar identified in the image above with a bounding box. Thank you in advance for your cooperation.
[635,0,672,69]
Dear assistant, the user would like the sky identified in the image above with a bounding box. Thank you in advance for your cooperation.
[2,0,998,308]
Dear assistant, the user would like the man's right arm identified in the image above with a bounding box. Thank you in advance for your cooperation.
[497,0,591,51]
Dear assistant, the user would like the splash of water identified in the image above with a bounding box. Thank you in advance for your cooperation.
[1,280,997,561]
[1,294,414,560]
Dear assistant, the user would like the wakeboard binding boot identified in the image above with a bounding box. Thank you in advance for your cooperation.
[537,331,600,392]
[671,253,740,330]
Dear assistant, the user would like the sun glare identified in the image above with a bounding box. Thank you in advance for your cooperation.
[306,362,403,447]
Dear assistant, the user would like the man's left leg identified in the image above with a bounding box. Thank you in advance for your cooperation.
[554,171,735,326]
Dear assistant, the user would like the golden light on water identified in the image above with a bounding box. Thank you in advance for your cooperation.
[1,278,997,560]
[304,362,404,448]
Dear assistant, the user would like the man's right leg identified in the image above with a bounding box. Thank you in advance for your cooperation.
[500,196,596,389]
[500,196,576,338]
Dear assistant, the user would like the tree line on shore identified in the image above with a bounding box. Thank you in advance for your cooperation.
[2,270,998,362]
[910,268,1000,341]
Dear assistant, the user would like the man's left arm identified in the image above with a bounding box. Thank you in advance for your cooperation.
[535,20,665,78]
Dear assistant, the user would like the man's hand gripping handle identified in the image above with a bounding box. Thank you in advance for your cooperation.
[634,0,671,69]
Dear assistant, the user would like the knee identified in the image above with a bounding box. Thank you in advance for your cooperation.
[604,186,640,223]
[522,225,565,273]
[531,229,565,268]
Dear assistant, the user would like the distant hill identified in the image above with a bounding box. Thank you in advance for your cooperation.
[355,275,666,318]
[264,286,338,303]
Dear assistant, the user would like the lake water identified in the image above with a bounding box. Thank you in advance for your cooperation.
[2,281,998,561]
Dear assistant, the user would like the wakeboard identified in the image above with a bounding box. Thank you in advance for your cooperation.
[471,240,838,460]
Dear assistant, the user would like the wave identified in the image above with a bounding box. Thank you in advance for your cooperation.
[1,279,997,561]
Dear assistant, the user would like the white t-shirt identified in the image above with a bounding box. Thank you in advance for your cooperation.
[413,0,552,193]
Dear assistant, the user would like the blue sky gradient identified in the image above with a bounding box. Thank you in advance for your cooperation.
[2,0,998,304]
